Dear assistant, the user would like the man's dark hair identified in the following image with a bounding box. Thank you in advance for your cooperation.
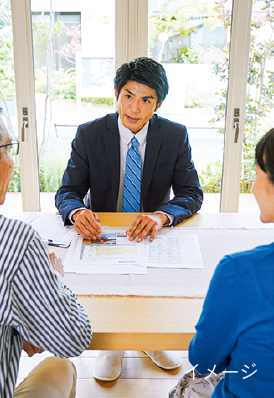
[114,57,169,106]
[256,128,274,184]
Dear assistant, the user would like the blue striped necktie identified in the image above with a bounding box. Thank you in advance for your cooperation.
[122,136,141,212]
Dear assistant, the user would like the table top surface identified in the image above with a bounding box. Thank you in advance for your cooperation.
[5,211,274,299]
[6,210,274,229]
[4,211,274,350]
[55,212,274,297]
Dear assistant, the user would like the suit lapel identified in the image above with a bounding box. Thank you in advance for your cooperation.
[142,114,163,207]
[103,113,120,210]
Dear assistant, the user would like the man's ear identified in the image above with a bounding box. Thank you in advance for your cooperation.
[154,101,163,112]
[114,86,119,101]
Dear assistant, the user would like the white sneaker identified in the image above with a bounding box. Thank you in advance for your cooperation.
[93,350,124,381]
[144,351,183,370]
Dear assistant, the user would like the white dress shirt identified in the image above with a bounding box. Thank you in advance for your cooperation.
[116,116,148,212]
[117,117,173,224]
[70,116,173,225]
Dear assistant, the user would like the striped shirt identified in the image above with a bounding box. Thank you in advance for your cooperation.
[0,215,92,397]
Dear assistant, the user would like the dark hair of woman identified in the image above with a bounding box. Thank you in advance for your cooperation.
[114,57,169,106]
[255,128,274,184]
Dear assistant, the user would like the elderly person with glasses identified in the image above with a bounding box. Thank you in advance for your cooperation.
[170,128,274,398]
[0,116,92,398]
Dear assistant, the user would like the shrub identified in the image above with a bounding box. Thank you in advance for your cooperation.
[35,67,76,100]
[38,140,69,192]
[9,139,69,193]
[198,160,222,193]
[8,163,21,192]
[172,46,206,64]
[81,97,114,107]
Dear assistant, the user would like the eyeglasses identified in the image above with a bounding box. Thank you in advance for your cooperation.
[0,139,20,156]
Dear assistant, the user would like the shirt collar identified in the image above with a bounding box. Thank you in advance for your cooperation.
[118,116,148,148]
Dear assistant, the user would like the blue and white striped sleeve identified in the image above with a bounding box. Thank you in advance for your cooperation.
[10,228,92,358]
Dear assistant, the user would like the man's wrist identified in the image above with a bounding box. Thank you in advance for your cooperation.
[69,207,87,223]
[153,212,169,226]
[153,211,174,226]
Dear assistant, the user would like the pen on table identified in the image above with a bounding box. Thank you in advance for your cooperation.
[42,239,70,248]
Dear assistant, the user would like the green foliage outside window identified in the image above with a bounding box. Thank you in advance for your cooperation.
[35,67,76,100]
[2,0,274,195]
[172,46,205,64]
[9,140,69,193]
[205,0,274,193]
[198,159,223,193]
[0,2,15,97]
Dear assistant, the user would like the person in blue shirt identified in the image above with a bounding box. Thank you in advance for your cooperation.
[171,128,274,398]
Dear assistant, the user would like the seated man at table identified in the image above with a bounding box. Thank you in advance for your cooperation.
[55,57,203,381]
[0,117,92,398]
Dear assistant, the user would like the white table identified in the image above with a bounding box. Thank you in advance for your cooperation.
[5,211,274,350]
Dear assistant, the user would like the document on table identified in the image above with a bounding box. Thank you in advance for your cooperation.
[64,232,147,275]
[64,228,203,274]
[30,213,76,247]
[140,234,203,269]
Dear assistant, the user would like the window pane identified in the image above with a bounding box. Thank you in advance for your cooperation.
[30,1,115,206]
[148,0,233,212]
[240,1,274,199]
[0,0,22,210]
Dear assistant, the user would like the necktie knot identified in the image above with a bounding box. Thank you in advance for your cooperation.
[131,136,138,149]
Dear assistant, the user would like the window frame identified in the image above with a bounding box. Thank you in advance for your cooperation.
[11,0,253,212]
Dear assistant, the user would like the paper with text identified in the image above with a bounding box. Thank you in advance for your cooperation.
[141,234,203,268]
[64,228,203,274]
[64,232,147,274]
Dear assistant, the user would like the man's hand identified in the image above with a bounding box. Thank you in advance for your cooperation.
[49,252,64,277]
[72,209,101,240]
[23,340,44,357]
[126,213,169,242]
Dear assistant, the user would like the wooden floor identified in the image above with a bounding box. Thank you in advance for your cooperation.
[17,350,191,397]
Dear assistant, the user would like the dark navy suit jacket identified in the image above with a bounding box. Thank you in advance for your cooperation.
[55,112,203,226]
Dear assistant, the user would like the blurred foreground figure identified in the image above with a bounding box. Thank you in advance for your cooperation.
[0,117,92,398]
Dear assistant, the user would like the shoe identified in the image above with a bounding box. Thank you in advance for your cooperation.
[144,351,183,370]
[93,350,124,381]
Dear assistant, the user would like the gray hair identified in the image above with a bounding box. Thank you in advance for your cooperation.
[0,117,7,145]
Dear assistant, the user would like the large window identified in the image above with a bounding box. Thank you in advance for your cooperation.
[239,1,274,193]
[30,1,115,195]
[0,0,21,210]
[148,0,232,209]
[32,12,81,69]
[5,0,260,212]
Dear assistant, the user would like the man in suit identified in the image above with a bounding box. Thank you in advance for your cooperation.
[55,57,203,381]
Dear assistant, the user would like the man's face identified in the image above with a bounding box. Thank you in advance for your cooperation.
[0,132,14,205]
[115,81,161,134]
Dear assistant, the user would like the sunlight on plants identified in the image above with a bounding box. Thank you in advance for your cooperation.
[2,0,274,195]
